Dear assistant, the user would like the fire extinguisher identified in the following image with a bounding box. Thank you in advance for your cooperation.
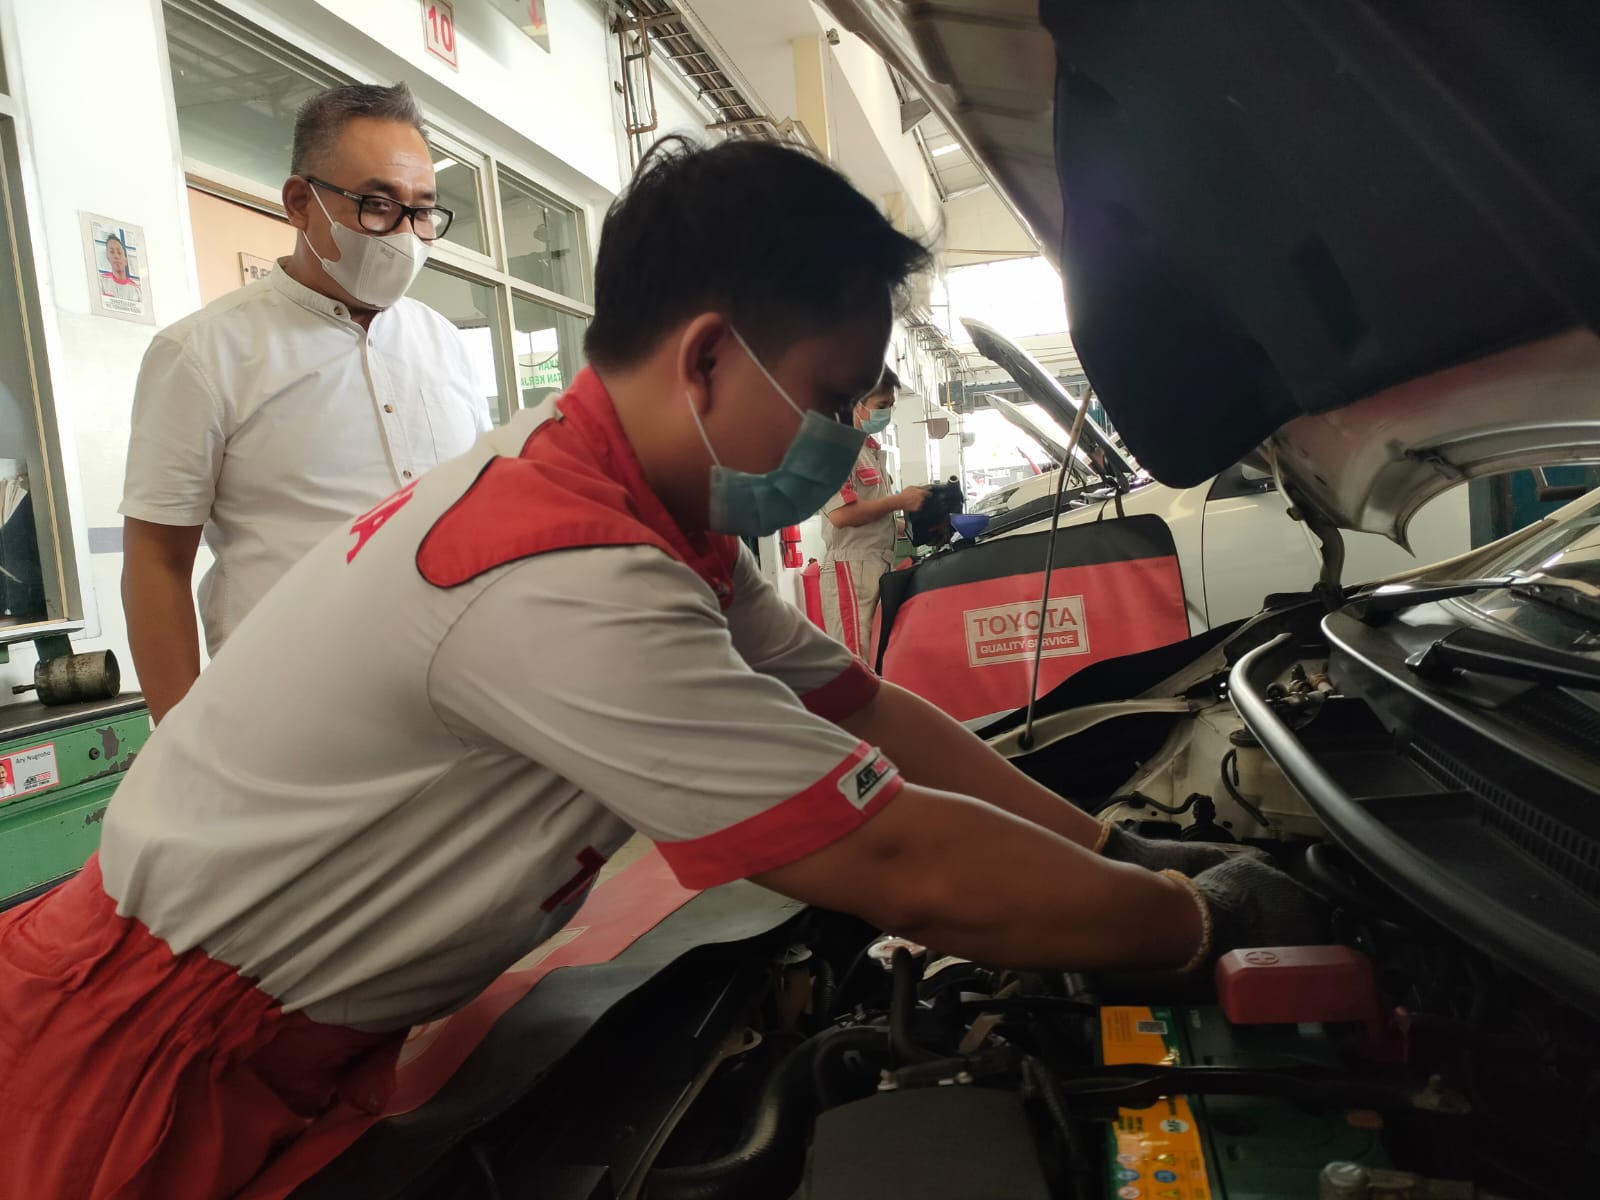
[802,559,824,629]
[779,525,803,569]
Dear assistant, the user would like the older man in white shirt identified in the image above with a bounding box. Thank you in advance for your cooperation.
[120,82,488,722]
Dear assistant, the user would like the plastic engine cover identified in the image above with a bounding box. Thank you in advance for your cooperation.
[800,1086,1051,1199]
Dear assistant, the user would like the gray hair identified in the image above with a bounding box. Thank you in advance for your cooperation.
[291,83,427,176]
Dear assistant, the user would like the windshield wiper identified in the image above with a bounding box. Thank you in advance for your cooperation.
[1407,627,1600,691]
[1352,576,1600,625]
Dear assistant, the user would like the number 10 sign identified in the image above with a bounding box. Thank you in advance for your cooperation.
[423,0,459,69]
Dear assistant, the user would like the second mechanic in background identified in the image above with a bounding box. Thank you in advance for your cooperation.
[819,369,928,659]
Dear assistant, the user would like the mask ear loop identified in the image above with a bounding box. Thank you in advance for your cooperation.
[729,327,808,421]
[306,186,345,274]
[685,391,723,467]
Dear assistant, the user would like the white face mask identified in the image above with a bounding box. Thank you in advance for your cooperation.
[309,187,430,309]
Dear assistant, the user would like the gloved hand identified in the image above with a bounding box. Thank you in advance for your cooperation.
[1099,820,1261,876]
[1169,857,1328,969]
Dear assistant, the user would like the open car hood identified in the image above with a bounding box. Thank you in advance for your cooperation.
[824,1,1600,542]
[980,391,1074,473]
[962,318,1138,483]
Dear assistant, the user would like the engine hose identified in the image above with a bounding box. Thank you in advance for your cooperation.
[1091,791,1198,818]
[890,947,940,1067]
[646,1025,889,1200]
[1219,748,1270,827]
[1023,1057,1092,1200]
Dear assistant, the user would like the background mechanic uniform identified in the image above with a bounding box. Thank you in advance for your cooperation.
[0,368,902,1200]
[819,434,896,658]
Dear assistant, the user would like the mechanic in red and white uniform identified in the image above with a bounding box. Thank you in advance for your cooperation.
[819,368,928,658]
[0,138,1318,1200]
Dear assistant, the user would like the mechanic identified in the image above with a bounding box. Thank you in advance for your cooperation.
[0,136,1318,1200]
[819,367,929,657]
[119,82,488,723]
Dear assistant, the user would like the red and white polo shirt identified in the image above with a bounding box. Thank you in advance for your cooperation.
[821,437,896,558]
[98,368,902,1031]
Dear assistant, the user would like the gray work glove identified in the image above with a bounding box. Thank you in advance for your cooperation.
[1181,857,1328,963]
[1099,821,1261,876]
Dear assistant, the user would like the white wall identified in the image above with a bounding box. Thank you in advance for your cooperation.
[819,18,940,234]
[230,0,626,202]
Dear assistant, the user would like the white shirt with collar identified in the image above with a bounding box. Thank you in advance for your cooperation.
[120,266,491,653]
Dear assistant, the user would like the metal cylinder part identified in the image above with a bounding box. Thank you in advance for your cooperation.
[23,650,122,706]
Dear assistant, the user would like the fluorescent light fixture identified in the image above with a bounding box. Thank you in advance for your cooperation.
[931,143,961,158]
[433,157,457,171]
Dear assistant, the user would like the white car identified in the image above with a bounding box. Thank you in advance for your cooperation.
[960,318,1470,635]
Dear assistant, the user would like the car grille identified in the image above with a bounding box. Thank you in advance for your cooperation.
[1501,690,1600,768]
[1408,740,1600,904]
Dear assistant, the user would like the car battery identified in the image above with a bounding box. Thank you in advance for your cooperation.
[1099,1005,1386,1200]
[0,694,150,908]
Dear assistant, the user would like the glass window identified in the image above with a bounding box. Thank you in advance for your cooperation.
[408,267,507,427]
[432,154,487,256]
[499,170,584,299]
[0,119,68,626]
[512,295,586,407]
[164,4,335,193]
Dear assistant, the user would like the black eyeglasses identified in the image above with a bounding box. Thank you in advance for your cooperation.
[303,176,455,242]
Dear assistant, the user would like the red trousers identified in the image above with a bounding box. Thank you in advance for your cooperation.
[0,857,401,1199]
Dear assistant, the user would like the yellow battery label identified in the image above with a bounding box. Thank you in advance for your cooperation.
[1100,1006,1213,1200]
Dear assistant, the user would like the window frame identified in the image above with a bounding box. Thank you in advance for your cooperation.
[0,88,93,636]
[494,161,591,304]
[424,127,497,268]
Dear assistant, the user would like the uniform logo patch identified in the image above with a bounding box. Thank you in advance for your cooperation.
[838,752,896,811]
[964,596,1090,667]
[856,467,882,488]
[347,480,419,563]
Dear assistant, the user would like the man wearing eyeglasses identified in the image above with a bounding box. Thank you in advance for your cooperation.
[119,82,488,722]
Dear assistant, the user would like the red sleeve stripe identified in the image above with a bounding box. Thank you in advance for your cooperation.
[839,482,859,504]
[657,743,902,890]
[801,661,880,722]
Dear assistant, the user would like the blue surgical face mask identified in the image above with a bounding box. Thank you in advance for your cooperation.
[689,329,866,538]
[859,406,892,436]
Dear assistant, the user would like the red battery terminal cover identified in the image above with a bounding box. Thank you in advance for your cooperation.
[1215,946,1395,1056]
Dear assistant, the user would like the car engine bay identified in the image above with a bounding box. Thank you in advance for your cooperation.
[629,858,1596,1200]
[376,583,1600,1200]
[635,592,1600,1200]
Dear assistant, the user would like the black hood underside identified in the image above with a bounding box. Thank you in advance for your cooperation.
[1042,0,1600,486]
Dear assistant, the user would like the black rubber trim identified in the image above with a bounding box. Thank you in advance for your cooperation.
[1204,464,1279,503]
[290,881,805,1199]
[1230,633,1600,1018]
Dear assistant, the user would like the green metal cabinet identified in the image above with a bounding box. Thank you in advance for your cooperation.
[0,695,150,908]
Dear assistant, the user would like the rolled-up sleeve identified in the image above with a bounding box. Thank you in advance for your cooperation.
[724,546,880,722]
[119,334,226,527]
[426,546,902,890]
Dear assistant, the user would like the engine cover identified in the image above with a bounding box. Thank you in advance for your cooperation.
[800,1086,1051,1200]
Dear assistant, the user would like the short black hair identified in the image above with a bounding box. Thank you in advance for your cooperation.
[291,83,427,176]
[584,137,932,369]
